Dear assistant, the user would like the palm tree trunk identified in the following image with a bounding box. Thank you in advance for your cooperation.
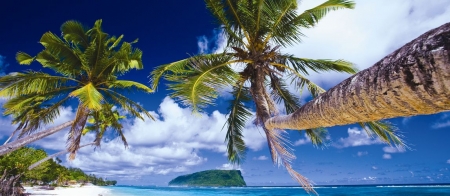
[3,129,19,145]
[28,142,95,171]
[0,121,74,156]
[265,22,450,131]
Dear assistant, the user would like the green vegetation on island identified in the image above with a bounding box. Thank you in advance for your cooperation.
[168,170,246,187]
[0,146,116,194]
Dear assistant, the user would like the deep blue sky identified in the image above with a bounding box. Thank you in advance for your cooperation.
[1,0,450,187]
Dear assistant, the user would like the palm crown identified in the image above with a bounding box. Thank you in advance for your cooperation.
[152,0,405,192]
[0,19,153,159]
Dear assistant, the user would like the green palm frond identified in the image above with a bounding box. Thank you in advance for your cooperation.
[108,80,153,93]
[16,52,34,65]
[167,54,239,113]
[61,20,89,48]
[359,121,407,149]
[101,88,154,121]
[281,55,357,75]
[263,0,303,46]
[287,73,325,98]
[205,0,247,47]
[304,128,329,148]
[39,32,83,72]
[149,58,190,90]
[69,82,104,110]
[0,71,74,97]
[296,0,355,27]
[269,75,301,114]
[224,81,252,164]
[109,34,124,51]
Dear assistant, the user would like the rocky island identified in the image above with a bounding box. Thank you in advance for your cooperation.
[168,170,246,187]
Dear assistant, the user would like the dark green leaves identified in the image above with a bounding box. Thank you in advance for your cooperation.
[224,82,252,164]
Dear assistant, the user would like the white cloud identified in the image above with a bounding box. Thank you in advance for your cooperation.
[216,163,242,171]
[372,166,378,170]
[382,146,406,154]
[253,155,268,161]
[333,127,383,148]
[285,0,450,89]
[357,151,368,157]
[65,97,265,179]
[383,154,392,159]
[294,133,311,146]
[447,159,450,164]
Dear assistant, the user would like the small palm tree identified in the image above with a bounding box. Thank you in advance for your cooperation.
[152,0,405,192]
[0,19,153,158]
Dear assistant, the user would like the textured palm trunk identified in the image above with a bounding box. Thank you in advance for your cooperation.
[68,106,90,160]
[266,22,450,131]
[0,169,24,196]
[28,142,95,171]
[251,67,315,193]
[3,129,19,145]
[0,121,74,156]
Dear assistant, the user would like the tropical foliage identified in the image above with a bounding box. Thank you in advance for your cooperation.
[151,0,405,192]
[169,170,246,187]
[0,19,153,158]
[0,147,116,186]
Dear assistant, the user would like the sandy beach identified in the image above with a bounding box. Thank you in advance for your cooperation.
[24,185,111,196]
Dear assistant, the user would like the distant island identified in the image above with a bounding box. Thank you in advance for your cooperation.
[168,170,246,187]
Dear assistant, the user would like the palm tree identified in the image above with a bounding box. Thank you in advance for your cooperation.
[266,22,450,131]
[151,0,405,192]
[0,19,153,158]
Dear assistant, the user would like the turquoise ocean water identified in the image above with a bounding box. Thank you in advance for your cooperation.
[105,185,450,196]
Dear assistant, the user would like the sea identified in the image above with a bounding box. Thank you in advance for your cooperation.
[105,184,450,196]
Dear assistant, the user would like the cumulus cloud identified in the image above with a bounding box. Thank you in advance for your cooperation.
[293,133,311,146]
[383,154,392,159]
[333,127,383,148]
[198,0,450,100]
[253,155,268,161]
[216,163,242,171]
[196,29,226,54]
[64,97,265,179]
[285,0,450,89]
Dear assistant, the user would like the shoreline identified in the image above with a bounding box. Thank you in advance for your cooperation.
[24,185,112,196]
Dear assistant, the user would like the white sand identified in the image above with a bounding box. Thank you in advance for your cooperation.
[24,185,111,196]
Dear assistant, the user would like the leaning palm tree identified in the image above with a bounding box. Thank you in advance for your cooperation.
[0,19,153,158]
[151,0,405,192]
[266,22,450,131]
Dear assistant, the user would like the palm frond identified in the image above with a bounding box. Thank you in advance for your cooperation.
[61,20,89,49]
[39,31,83,72]
[69,82,104,110]
[101,88,154,121]
[281,55,357,75]
[269,75,301,114]
[0,71,74,97]
[296,0,355,27]
[224,81,252,164]
[359,121,407,149]
[108,80,153,93]
[205,0,247,47]
[149,58,190,91]
[263,0,302,46]
[304,128,329,148]
[16,52,34,65]
[167,54,239,113]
